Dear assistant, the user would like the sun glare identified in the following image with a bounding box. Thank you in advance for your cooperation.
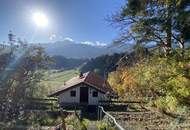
[32,12,48,27]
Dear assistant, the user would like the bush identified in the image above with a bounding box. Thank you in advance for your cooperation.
[39,115,55,126]
[65,114,89,130]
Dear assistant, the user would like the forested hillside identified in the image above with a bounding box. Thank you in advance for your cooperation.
[80,53,124,77]
[80,44,150,77]
[50,56,87,70]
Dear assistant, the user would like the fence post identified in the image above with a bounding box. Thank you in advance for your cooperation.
[97,106,99,120]
[100,108,102,120]
[60,110,66,130]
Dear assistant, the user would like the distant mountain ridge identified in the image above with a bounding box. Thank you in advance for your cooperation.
[41,40,132,59]
[50,56,88,70]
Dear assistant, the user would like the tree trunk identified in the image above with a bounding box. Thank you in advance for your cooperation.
[179,35,185,56]
[165,4,173,56]
[165,19,172,55]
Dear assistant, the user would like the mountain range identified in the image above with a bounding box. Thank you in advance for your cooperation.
[41,39,132,59]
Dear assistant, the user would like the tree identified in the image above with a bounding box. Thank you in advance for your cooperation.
[111,0,190,55]
[0,45,51,123]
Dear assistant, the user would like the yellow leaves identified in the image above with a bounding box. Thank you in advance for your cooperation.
[108,49,190,113]
[156,0,179,6]
[176,0,183,6]
[166,95,178,112]
[108,71,124,96]
[155,95,179,112]
[108,68,138,97]
[121,70,135,86]
[178,62,184,68]
[177,87,190,98]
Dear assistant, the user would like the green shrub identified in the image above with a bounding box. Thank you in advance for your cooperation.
[39,116,54,126]
[65,114,89,130]
[80,119,89,130]
[97,122,108,130]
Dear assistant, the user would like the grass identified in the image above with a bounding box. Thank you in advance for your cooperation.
[39,69,79,95]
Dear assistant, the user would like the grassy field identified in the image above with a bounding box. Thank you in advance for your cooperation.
[40,69,79,96]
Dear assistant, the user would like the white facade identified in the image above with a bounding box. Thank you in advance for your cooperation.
[58,85,80,104]
[58,83,105,105]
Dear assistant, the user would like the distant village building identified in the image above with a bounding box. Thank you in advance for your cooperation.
[49,72,114,106]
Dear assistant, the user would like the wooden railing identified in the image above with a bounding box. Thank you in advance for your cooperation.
[99,100,147,104]
[98,106,126,130]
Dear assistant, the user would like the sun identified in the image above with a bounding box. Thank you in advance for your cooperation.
[32,12,48,27]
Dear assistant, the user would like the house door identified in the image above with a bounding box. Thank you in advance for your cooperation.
[80,87,88,103]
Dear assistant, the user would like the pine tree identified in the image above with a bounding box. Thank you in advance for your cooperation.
[111,0,190,55]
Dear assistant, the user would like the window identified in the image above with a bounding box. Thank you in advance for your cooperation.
[92,91,98,97]
[70,91,76,97]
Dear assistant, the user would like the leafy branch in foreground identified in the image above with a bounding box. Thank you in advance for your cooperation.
[0,45,51,124]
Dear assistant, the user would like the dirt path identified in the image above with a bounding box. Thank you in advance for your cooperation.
[87,121,98,130]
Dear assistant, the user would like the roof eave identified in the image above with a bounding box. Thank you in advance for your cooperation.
[47,82,83,97]
[84,82,113,94]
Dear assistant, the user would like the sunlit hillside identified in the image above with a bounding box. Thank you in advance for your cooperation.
[40,69,79,95]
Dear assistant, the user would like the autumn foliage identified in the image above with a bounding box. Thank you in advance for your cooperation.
[108,48,190,113]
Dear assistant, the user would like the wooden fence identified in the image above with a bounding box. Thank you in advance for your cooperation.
[98,106,126,130]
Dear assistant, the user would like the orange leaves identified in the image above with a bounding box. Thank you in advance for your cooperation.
[108,67,140,98]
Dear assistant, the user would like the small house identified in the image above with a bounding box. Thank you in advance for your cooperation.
[49,72,114,106]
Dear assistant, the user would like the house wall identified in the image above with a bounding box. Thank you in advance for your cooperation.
[58,83,106,105]
[88,87,104,105]
[58,85,80,104]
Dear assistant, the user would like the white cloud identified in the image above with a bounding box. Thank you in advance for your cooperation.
[49,34,56,40]
[81,41,94,46]
[95,41,107,46]
[49,36,107,47]
[49,35,74,42]
[64,37,74,42]
[81,41,107,47]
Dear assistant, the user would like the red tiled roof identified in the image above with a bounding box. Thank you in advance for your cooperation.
[49,72,114,96]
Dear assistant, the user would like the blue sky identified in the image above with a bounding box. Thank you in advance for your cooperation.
[0,0,125,44]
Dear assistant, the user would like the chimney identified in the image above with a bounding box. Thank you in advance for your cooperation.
[79,72,84,78]
[64,81,66,85]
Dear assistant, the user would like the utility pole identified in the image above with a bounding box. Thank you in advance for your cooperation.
[8,31,16,46]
